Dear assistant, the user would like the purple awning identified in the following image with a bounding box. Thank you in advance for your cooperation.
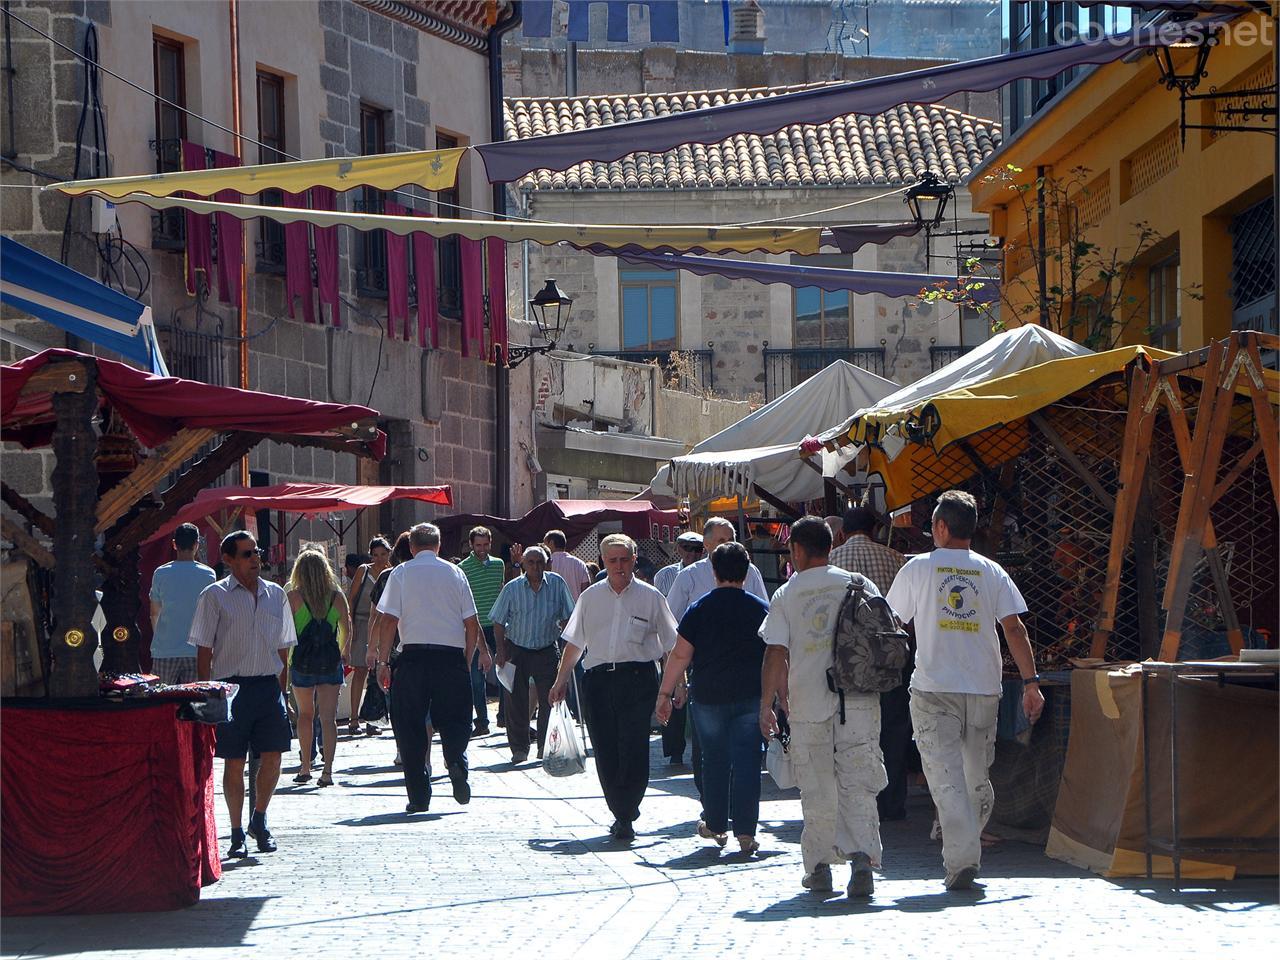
[477,18,1228,184]
[613,250,999,303]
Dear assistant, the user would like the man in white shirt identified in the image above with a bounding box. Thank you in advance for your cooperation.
[543,529,592,601]
[653,530,702,596]
[760,516,887,900]
[886,490,1043,892]
[374,523,492,814]
[667,518,767,620]
[551,533,677,843]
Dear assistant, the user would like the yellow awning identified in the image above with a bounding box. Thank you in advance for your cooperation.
[906,346,1174,453]
[49,148,469,199]
[856,346,1173,453]
[96,193,823,255]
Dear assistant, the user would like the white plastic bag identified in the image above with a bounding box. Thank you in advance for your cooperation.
[765,736,797,790]
[543,701,586,777]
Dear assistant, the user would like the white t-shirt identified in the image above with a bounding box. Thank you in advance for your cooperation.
[886,548,1026,696]
[760,565,874,723]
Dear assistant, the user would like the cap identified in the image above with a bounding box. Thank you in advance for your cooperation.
[676,531,704,548]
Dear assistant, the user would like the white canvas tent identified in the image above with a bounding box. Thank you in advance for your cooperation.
[651,360,897,506]
[816,325,1094,477]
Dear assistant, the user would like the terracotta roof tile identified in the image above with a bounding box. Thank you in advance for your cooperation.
[505,81,1002,192]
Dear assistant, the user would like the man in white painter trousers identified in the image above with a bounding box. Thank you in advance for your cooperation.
[760,516,886,900]
[886,490,1044,891]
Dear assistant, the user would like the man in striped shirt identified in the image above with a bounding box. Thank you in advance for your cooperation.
[189,530,297,858]
[828,506,912,822]
[459,526,505,737]
[489,546,575,763]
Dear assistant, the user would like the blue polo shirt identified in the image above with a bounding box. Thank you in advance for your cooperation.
[150,560,216,659]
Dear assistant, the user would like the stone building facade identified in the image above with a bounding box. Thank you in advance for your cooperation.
[499,47,1003,398]
[2,0,516,546]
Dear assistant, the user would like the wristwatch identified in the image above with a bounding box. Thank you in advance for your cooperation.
[1023,674,1042,685]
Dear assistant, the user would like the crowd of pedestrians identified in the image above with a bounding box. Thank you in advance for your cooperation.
[163,490,1045,896]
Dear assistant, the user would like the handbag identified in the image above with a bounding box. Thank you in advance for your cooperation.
[358,669,387,722]
[765,735,797,790]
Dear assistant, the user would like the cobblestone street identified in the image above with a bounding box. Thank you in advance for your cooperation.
[4,722,1276,960]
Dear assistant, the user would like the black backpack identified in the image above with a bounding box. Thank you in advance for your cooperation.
[293,606,342,675]
[826,574,910,714]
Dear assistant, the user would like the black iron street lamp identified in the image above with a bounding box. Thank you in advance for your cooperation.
[904,172,953,229]
[509,278,574,367]
[1152,33,1215,95]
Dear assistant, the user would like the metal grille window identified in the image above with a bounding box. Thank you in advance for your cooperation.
[356,105,388,297]
[255,72,287,274]
[435,131,463,318]
[1230,198,1276,336]
[1148,256,1181,351]
[620,269,679,350]
[151,36,186,248]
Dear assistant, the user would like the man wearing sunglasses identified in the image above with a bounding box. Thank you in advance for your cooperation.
[190,530,297,858]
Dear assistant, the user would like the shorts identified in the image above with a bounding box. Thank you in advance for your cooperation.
[215,675,293,759]
[291,665,344,688]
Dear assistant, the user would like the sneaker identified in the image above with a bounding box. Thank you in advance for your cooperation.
[945,866,979,891]
[847,853,874,898]
[802,863,833,893]
[227,828,248,859]
[737,835,760,856]
[696,820,728,847]
[246,822,277,854]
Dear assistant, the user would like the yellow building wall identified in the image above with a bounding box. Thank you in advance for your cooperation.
[971,15,1275,351]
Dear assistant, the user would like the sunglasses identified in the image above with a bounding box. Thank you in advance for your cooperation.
[236,547,265,560]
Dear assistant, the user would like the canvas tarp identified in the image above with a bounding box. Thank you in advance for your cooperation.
[50,147,468,198]
[85,194,822,257]
[1,348,386,457]
[1047,666,1278,879]
[437,499,683,552]
[142,483,454,545]
[652,360,897,504]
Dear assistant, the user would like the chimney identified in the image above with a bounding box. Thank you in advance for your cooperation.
[728,0,765,55]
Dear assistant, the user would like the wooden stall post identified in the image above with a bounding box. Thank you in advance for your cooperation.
[46,358,102,698]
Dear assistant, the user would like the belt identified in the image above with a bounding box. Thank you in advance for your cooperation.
[397,643,465,655]
[584,661,653,675]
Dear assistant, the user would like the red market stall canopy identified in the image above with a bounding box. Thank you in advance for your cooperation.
[144,483,454,546]
[438,499,684,552]
[1,348,385,457]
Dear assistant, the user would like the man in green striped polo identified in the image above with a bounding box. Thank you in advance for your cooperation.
[459,526,506,737]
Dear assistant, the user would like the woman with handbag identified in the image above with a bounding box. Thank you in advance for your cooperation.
[655,542,770,856]
[288,550,353,788]
[346,536,392,735]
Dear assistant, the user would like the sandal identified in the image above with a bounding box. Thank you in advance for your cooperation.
[737,835,760,856]
[317,772,334,787]
[697,821,728,847]
[346,722,360,736]
[364,723,380,736]
[292,771,312,784]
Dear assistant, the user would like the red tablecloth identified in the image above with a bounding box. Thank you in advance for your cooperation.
[1,700,221,914]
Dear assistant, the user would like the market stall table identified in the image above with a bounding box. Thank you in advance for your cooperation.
[1,697,221,914]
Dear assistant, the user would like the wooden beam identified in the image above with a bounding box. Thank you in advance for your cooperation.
[104,431,259,556]
[1091,364,1155,658]
[0,483,55,537]
[1244,336,1280,509]
[1029,412,1116,512]
[94,427,218,535]
[0,516,55,569]
[1211,439,1263,507]
[751,483,802,520]
[1161,339,1241,658]
[18,360,91,397]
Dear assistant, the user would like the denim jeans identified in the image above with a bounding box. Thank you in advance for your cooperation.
[690,697,762,838]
